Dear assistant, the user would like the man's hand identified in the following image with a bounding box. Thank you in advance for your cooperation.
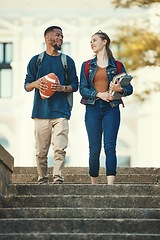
[51,81,64,92]
[37,77,48,92]
[25,77,47,92]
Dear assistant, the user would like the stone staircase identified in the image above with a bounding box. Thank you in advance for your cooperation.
[0,166,160,239]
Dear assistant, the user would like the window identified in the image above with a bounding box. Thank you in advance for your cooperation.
[0,43,13,98]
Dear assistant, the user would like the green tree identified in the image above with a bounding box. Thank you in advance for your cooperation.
[111,0,160,101]
[112,25,160,72]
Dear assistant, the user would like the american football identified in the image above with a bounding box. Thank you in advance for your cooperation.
[39,73,59,99]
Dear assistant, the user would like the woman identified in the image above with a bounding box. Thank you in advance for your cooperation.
[79,30,133,185]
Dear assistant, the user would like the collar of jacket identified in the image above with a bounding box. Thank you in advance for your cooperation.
[89,57,116,68]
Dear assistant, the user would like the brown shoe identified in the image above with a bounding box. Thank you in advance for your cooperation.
[53,175,64,184]
[37,176,48,185]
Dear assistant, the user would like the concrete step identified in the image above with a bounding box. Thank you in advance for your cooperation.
[12,167,160,184]
[1,167,159,239]
[13,167,160,174]
[12,173,159,184]
[7,184,160,196]
[0,233,160,240]
[2,195,160,208]
[0,219,159,234]
[0,207,159,219]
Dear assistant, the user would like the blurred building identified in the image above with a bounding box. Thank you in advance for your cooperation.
[0,0,160,168]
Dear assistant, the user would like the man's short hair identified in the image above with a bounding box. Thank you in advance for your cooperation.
[44,26,62,36]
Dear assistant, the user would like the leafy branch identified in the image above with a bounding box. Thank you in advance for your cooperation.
[112,25,160,72]
[112,0,160,8]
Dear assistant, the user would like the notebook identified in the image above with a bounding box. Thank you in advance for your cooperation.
[109,73,133,100]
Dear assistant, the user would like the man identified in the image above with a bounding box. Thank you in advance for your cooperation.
[24,26,78,184]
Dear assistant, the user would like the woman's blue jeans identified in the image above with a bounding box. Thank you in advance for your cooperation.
[85,99,120,177]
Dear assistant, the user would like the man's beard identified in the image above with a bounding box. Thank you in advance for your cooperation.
[49,38,62,51]
[53,43,61,51]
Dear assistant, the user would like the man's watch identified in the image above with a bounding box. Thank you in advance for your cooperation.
[63,86,67,92]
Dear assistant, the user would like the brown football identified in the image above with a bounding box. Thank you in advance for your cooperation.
[39,73,59,99]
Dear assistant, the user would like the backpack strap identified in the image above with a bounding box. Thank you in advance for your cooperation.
[116,60,125,107]
[36,52,68,80]
[61,53,73,111]
[36,52,72,110]
[36,52,68,84]
[84,59,123,79]
[84,59,92,79]
[116,60,123,74]
[61,53,68,85]
[36,52,45,68]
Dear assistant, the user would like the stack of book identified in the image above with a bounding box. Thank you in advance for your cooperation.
[109,73,133,100]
